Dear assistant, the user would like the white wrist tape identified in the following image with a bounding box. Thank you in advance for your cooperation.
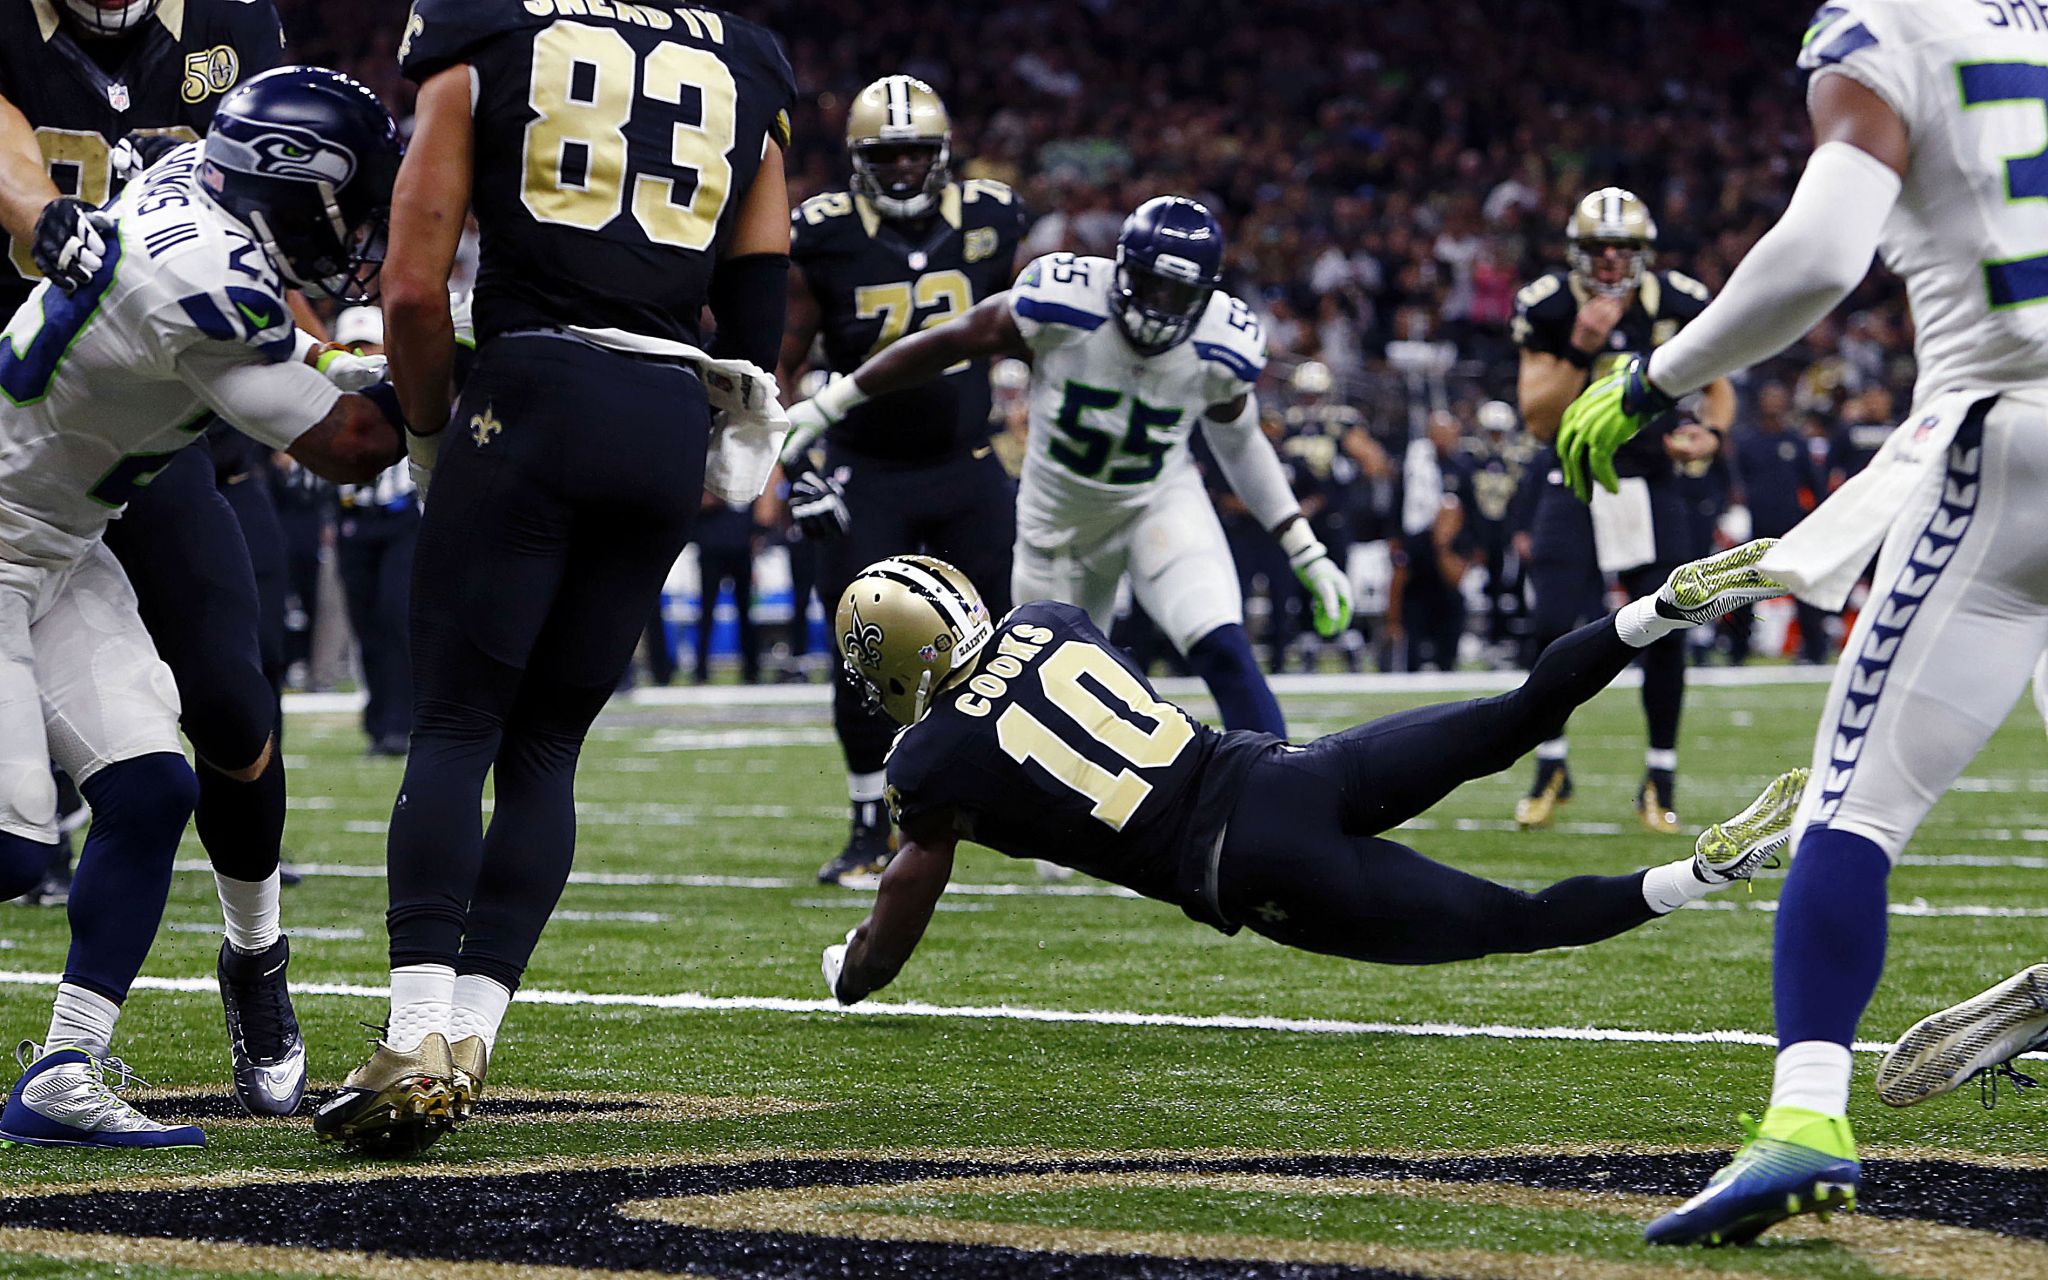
[816,373,871,424]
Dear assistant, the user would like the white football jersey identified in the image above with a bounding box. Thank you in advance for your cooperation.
[1008,253,1264,521]
[1803,0,2048,399]
[0,143,339,567]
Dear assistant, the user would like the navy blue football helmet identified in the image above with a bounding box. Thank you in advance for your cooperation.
[1111,196,1225,354]
[199,67,402,302]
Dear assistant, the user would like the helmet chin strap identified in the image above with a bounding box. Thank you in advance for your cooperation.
[910,669,934,723]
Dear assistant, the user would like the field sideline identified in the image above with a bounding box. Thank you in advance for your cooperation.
[2,674,2045,1280]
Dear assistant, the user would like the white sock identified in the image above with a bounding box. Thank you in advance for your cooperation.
[387,963,455,1053]
[1615,596,1680,648]
[848,771,886,803]
[45,983,120,1058]
[1641,858,1716,914]
[1535,737,1569,762]
[215,869,282,955]
[1770,1040,1854,1117]
[449,974,513,1053]
[1645,748,1678,773]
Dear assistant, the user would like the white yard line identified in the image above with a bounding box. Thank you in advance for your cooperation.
[279,664,1839,717]
[0,967,1997,1059]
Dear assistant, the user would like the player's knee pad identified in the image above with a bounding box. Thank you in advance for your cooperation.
[79,751,198,851]
[0,759,58,837]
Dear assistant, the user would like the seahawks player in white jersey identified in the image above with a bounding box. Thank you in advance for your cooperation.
[784,196,1351,737]
[1557,0,2048,1245]
[0,66,404,1150]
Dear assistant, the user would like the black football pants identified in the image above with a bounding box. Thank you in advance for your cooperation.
[814,446,1015,776]
[1216,616,1658,962]
[385,335,707,991]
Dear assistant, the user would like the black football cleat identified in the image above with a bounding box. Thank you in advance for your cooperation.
[816,799,896,885]
[218,936,307,1117]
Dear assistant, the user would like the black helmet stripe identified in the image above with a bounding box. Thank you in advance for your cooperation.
[871,561,972,636]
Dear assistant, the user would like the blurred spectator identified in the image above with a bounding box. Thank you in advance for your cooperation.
[693,496,764,685]
[1730,382,1832,664]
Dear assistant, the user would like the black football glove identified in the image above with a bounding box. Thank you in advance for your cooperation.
[789,467,851,540]
[31,197,114,295]
[110,132,186,190]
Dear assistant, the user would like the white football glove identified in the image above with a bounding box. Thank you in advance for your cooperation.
[1279,519,1354,638]
[779,374,871,467]
[821,926,859,1004]
[314,347,390,392]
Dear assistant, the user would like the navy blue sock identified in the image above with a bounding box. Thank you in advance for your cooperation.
[0,831,52,899]
[1774,827,1892,1048]
[1186,624,1286,736]
[64,753,198,1004]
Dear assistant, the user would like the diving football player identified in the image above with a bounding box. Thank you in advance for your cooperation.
[816,549,1799,1009]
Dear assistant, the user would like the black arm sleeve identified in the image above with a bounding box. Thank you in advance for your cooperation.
[707,252,790,371]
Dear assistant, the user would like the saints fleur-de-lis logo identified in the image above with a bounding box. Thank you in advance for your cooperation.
[470,404,502,447]
[843,600,885,670]
[399,6,425,60]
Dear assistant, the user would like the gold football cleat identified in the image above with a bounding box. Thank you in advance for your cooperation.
[1515,760,1571,830]
[1637,772,1681,835]
[449,1035,490,1121]
[312,1032,455,1156]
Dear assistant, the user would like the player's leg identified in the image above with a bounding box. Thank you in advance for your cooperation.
[0,571,60,903]
[1214,766,1798,963]
[1130,475,1285,735]
[922,448,1017,616]
[2,547,205,1149]
[99,446,301,1115]
[1621,558,1685,834]
[1650,402,2048,1246]
[813,455,919,883]
[1310,540,1783,834]
[1513,549,1603,827]
[448,353,709,1111]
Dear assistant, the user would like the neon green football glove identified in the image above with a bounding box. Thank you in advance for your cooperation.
[1555,355,1675,502]
[1278,518,1353,638]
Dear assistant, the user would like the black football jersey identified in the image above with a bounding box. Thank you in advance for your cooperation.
[793,181,1027,463]
[0,0,286,313]
[400,0,795,349]
[1511,267,1713,481]
[886,601,1231,909]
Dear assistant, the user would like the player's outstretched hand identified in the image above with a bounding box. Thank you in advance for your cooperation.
[821,927,861,1005]
[1279,519,1354,638]
[790,466,851,540]
[110,132,185,189]
[314,346,391,392]
[1556,354,1675,501]
[31,197,113,294]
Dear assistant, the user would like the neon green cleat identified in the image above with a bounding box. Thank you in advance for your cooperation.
[1646,1106,1859,1246]
[1695,768,1809,884]
[1659,539,1789,625]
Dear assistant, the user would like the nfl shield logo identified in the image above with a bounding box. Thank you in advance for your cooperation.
[108,83,130,111]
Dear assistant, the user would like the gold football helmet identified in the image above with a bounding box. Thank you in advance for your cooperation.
[846,74,951,220]
[1566,187,1657,297]
[835,555,993,725]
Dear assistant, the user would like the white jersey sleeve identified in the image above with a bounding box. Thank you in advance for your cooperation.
[1009,253,1114,354]
[174,345,340,451]
[1188,291,1267,407]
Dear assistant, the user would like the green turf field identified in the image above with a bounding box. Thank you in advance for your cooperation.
[2,677,2044,1279]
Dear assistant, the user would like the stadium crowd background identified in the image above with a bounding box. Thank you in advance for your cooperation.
[275,0,1919,692]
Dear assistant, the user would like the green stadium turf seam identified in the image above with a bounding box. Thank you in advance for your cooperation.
[6,967,2047,1063]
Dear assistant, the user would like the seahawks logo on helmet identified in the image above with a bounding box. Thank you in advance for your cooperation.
[207,122,357,187]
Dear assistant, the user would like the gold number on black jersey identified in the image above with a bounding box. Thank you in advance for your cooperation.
[994,641,1194,830]
[855,268,972,360]
[522,21,737,250]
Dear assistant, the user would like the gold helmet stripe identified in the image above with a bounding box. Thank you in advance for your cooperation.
[872,558,973,639]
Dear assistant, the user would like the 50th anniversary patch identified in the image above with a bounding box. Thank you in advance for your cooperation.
[2,1149,2045,1280]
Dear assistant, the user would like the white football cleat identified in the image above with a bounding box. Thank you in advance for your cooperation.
[1878,964,2048,1107]
[0,1041,204,1149]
